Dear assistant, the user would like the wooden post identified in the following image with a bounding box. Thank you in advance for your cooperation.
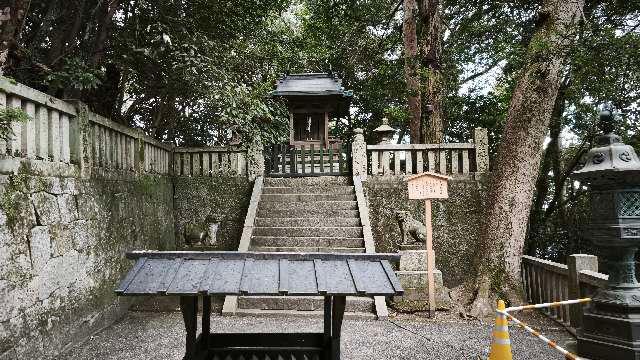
[568,254,598,330]
[180,296,198,360]
[202,295,211,349]
[331,296,346,360]
[424,199,436,318]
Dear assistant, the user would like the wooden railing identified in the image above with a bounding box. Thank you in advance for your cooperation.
[0,78,76,165]
[521,255,606,333]
[173,147,247,177]
[366,128,489,177]
[265,143,351,177]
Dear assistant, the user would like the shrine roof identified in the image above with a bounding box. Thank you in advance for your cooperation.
[272,73,353,98]
[115,251,403,297]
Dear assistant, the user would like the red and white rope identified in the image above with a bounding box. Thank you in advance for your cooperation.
[504,298,591,313]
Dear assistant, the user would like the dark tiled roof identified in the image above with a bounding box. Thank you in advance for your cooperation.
[116,251,403,297]
[272,73,353,97]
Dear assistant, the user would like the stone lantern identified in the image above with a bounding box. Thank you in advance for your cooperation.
[373,118,396,144]
[574,110,640,360]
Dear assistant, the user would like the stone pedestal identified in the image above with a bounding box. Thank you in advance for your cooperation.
[394,249,448,307]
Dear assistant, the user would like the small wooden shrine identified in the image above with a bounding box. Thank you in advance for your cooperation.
[272,73,352,148]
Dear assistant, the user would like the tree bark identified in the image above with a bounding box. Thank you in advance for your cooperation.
[418,0,444,144]
[0,0,30,75]
[403,0,421,143]
[470,0,585,317]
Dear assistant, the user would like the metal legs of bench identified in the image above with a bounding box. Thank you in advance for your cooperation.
[179,295,347,360]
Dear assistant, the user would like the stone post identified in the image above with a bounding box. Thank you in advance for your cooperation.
[70,101,92,178]
[473,127,489,173]
[134,129,145,174]
[246,136,264,181]
[568,254,598,330]
[352,128,367,181]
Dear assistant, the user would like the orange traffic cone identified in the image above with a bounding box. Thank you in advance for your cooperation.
[488,300,512,360]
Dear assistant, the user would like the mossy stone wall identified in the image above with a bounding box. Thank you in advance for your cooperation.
[0,174,175,359]
[173,176,252,250]
[364,176,486,287]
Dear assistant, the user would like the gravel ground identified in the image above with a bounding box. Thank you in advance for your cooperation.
[61,311,576,360]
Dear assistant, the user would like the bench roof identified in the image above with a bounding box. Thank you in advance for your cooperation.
[115,251,404,297]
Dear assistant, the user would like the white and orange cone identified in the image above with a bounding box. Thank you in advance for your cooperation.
[488,300,512,360]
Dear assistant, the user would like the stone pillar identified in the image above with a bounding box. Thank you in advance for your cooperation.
[70,101,92,178]
[351,128,367,181]
[134,129,145,174]
[246,135,264,181]
[473,128,489,173]
[567,254,598,329]
[395,245,447,308]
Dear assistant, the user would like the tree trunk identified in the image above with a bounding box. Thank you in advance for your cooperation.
[418,0,444,144]
[0,0,30,75]
[470,0,585,317]
[403,0,421,143]
[91,0,120,66]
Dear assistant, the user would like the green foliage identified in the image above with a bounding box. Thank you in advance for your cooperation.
[0,107,29,142]
[45,57,102,91]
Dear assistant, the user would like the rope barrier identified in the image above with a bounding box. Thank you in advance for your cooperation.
[497,310,585,360]
[489,298,591,360]
[504,298,591,313]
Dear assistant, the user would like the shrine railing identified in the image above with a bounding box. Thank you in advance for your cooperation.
[521,254,607,334]
[173,146,247,177]
[366,128,489,177]
[265,143,351,177]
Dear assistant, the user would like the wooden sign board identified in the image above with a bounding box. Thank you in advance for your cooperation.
[406,172,450,318]
[407,172,450,200]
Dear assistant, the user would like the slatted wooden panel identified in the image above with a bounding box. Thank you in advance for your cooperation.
[116,251,403,297]
[521,256,573,326]
[266,144,351,177]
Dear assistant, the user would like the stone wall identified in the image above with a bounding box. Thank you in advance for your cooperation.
[364,176,486,288]
[173,176,252,251]
[0,172,175,359]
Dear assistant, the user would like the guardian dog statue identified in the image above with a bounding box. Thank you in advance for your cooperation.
[395,211,427,245]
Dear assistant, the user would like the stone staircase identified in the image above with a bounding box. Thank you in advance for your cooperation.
[235,176,376,318]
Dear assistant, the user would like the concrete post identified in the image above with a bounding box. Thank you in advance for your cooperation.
[134,129,145,174]
[70,102,92,178]
[473,128,489,173]
[246,136,264,181]
[568,254,598,330]
[352,128,367,181]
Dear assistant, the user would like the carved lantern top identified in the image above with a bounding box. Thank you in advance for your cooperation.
[373,118,396,144]
[572,110,640,188]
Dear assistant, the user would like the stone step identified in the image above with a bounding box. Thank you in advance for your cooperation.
[262,186,355,195]
[258,201,358,211]
[264,176,352,187]
[250,246,365,253]
[230,308,377,320]
[237,296,375,313]
[260,193,356,202]
[254,218,362,228]
[251,236,364,248]
[253,226,363,238]
[256,209,361,219]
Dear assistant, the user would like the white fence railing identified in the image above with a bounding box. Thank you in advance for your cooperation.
[173,147,247,177]
[367,128,489,176]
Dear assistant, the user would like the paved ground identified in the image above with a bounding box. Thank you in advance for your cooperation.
[61,311,576,360]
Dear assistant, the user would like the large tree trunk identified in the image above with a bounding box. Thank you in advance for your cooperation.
[418,0,444,144]
[0,0,30,74]
[470,0,585,317]
[403,0,421,143]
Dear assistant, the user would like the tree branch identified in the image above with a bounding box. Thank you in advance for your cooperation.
[459,58,502,84]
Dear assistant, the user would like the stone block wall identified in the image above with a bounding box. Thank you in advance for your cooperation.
[364,176,486,288]
[0,173,175,359]
[173,176,252,251]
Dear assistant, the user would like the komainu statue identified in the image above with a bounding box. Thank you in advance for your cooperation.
[395,211,427,245]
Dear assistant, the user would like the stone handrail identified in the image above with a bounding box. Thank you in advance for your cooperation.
[0,78,76,171]
[0,77,174,177]
[366,128,489,176]
[173,146,247,177]
[521,254,604,334]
